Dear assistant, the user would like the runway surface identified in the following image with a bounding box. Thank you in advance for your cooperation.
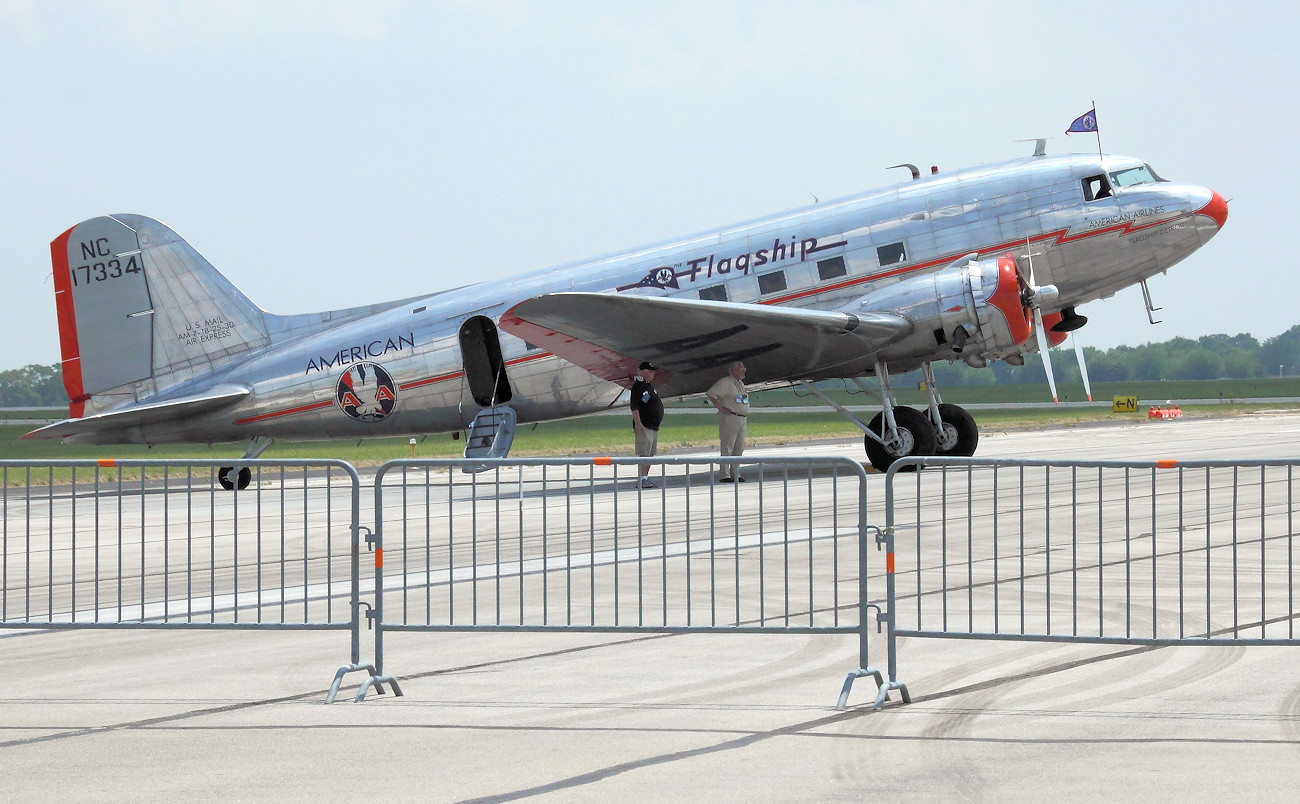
[2,412,1300,800]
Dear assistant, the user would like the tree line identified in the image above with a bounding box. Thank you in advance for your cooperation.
[3,324,1300,406]
[926,324,1300,387]
[0,363,66,407]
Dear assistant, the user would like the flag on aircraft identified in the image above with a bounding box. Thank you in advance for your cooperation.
[1066,109,1098,135]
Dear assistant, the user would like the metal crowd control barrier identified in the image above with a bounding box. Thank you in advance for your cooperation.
[869,457,1300,705]
[0,459,386,701]
[366,456,887,703]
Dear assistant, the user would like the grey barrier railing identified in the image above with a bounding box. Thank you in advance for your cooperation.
[366,456,888,703]
[0,459,388,702]
[12,454,1295,710]
[856,456,1300,709]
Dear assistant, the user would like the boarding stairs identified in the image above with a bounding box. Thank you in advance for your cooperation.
[462,405,517,472]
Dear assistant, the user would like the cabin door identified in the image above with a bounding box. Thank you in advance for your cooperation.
[457,315,513,407]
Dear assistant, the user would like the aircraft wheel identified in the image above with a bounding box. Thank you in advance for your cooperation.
[864,406,936,473]
[218,466,252,491]
[935,403,979,457]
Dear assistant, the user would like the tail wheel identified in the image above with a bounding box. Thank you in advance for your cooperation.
[935,403,979,457]
[218,466,252,491]
[864,406,937,473]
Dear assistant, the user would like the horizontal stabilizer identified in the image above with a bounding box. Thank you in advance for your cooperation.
[501,293,911,396]
[22,385,250,441]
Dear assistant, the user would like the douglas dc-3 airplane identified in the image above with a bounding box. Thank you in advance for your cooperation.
[27,144,1227,488]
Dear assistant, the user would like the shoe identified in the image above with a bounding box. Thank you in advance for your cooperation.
[736,476,747,483]
[718,477,734,483]
[639,478,658,489]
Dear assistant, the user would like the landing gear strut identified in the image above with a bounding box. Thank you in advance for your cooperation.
[921,364,978,458]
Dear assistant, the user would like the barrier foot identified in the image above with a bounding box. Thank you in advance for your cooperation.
[325,663,378,704]
[355,673,404,703]
[836,667,884,710]
[872,680,911,711]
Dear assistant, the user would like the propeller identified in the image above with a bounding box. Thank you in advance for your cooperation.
[1072,332,1093,402]
[1016,242,1061,404]
[1032,303,1058,404]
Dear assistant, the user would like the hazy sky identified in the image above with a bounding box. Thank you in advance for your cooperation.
[1,1,1291,374]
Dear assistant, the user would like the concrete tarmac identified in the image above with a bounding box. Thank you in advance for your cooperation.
[3,412,1300,801]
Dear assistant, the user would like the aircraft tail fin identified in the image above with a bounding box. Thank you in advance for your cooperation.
[51,214,271,417]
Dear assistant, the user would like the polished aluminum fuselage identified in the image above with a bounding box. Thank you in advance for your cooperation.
[96,152,1224,445]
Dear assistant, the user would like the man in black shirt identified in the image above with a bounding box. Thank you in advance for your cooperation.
[629,361,664,489]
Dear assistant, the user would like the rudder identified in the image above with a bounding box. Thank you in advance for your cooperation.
[51,214,270,416]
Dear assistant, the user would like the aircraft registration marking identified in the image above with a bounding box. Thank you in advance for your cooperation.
[68,238,144,287]
[69,255,143,287]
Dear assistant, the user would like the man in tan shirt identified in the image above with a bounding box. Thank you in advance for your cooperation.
[706,361,748,482]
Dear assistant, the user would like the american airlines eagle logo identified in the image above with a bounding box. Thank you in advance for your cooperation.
[336,362,397,422]
[618,265,680,292]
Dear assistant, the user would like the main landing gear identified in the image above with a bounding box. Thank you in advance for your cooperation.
[800,362,979,474]
[217,437,275,491]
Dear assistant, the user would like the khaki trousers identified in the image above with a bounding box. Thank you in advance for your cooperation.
[717,411,746,479]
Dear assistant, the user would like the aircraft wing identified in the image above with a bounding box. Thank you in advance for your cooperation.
[23,385,251,441]
[500,293,912,396]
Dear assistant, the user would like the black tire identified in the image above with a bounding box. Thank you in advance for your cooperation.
[864,406,937,473]
[935,403,979,457]
[218,466,252,491]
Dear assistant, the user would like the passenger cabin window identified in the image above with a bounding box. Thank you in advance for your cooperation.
[817,256,847,281]
[757,271,787,295]
[1082,174,1113,201]
[1110,164,1163,187]
[877,242,907,266]
[699,285,728,302]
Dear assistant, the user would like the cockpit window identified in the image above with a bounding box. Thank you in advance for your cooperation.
[1110,164,1164,187]
[1082,174,1112,202]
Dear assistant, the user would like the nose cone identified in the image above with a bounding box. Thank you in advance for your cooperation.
[1198,190,1229,230]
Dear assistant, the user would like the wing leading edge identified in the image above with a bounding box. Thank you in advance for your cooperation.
[500,293,912,396]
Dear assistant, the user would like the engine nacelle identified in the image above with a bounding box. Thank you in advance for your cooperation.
[998,311,1069,364]
[842,257,1032,369]
[1038,311,1069,349]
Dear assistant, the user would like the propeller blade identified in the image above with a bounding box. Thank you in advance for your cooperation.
[1072,332,1092,402]
[1034,307,1058,404]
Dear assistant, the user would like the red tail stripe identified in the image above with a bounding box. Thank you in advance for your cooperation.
[50,228,86,418]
